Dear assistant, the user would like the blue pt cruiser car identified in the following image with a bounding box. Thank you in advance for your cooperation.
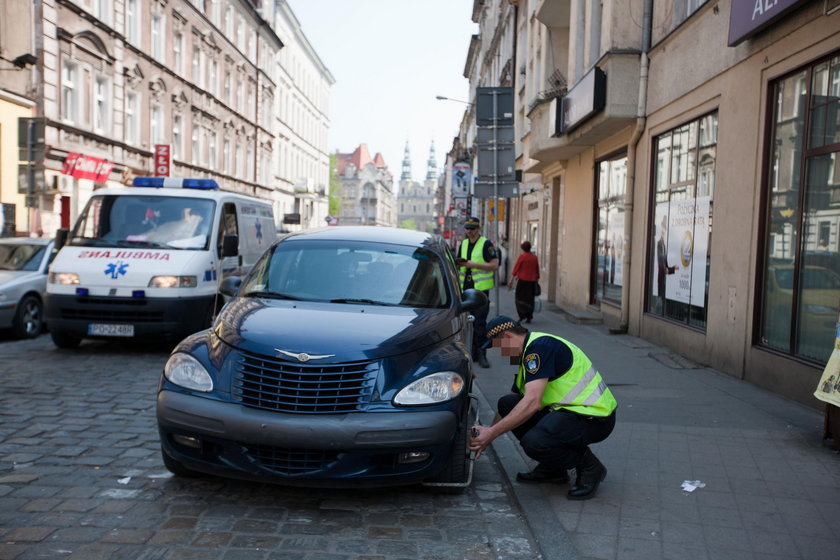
[157,226,487,490]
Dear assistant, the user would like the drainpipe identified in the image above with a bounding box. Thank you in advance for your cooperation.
[616,0,652,334]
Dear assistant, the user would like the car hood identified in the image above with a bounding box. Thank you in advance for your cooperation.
[0,270,42,289]
[214,297,460,362]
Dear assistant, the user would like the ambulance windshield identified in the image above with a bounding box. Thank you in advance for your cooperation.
[70,195,216,250]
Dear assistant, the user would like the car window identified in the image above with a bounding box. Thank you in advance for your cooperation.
[0,244,46,271]
[242,240,451,308]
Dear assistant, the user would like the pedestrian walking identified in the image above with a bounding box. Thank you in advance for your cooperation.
[456,216,499,369]
[469,316,617,500]
[509,240,539,323]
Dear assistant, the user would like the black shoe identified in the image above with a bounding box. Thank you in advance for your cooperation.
[567,449,606,500]
[525,318,531,324]
[516,464,569,484]
[477,349,490,369]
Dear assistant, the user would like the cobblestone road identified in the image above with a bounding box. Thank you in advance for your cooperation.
[0,335,540,560]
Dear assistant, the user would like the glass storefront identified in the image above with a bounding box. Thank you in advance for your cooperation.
[760,53,840,364]
[646,112,717,328]
[593,154,627,306]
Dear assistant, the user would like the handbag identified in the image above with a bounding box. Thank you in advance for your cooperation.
[534,282,541,296]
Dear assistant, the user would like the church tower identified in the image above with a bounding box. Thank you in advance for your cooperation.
[426,141,438,181]
[400,141,411,181]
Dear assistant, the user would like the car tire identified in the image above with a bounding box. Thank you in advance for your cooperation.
[161,446,201,478]
[12,294,43,339]
[428,401,476,492]
[50,329,82,349]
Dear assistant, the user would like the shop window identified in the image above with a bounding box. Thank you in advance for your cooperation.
[593,154,627,306]
[759,53,840,364]
[646,112,717,329]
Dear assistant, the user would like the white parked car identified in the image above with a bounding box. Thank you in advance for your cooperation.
[0,238,54,338]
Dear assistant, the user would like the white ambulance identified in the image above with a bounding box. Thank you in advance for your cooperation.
[45,177,276,348]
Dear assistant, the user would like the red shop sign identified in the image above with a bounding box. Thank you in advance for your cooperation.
[62,152,113,183]
[154,144,171,177]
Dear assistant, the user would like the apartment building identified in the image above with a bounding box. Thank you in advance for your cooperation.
[271,0,334,231]
[456,0,840,406]
[335,144,397,227]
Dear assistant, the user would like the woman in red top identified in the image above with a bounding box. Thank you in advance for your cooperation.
[509,240,540,323]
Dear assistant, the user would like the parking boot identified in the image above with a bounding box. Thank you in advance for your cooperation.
[478,348,490,369]
[567,449,606,500]
[516,463,569,484]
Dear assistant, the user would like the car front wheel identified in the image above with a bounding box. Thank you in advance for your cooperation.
[161,446,202,478]
[13,295,43,339]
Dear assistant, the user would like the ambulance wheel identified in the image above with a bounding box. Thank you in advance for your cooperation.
[50,330,81,349]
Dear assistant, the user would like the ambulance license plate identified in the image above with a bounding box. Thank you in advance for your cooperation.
[88,323,135,337]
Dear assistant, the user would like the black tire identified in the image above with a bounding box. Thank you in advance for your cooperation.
[12,294,43,339]
[428,402,477,492]
[161,446,201,478]
[50,329,82,349]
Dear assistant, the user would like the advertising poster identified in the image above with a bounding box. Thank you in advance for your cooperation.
[452,162,471,198]
[814,314,840,408]
[608,211,625,287]
[665,197,709,307]
[653,203,671,298]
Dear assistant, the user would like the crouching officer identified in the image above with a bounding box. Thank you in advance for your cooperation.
[469,316,617,500]
[456,216,499,369]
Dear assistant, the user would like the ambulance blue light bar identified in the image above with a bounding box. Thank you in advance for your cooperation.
[131,177,219,190]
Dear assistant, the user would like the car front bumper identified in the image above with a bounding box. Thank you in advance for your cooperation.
[157,389,460,486]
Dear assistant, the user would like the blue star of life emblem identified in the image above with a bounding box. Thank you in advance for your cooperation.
[104,261,129,279]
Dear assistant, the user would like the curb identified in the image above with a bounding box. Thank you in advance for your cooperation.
[472,381,581,560]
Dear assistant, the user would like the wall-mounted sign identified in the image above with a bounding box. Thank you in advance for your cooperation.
[61,153,113,183]
[154,144,171,177]
[557,67,606,135]
[728,0,808,46]
[283,213,301,224]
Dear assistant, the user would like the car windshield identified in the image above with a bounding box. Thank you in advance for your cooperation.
[69,195,215,250]
[0,243,46,271]
[242,239,451,308]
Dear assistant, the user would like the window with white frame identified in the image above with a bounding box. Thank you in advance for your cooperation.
[235,143,244,178]
[151,14,166,62]
[173,32,184,75]
[192,125,200,164]
[237,16,245,52]
[223,139,231,173]
[237,79,244,113]
[224,71,231,106]
[125,91,139,145]
[150,103,164,145]
[211,0,221,26]
[173,114,183,160]
[93,0,112,26]
[209,60,218,96]
[225,5,233,37]
[93,76,110,134]
[61,61,79,124]
[126,0,140,46]
[209,132,217,170]
[246,147,253,181]
[248,31,256,61]
[194,0,206,13]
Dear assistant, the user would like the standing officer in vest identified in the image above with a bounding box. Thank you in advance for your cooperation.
[469,316,617,500]
[457,216,499,368]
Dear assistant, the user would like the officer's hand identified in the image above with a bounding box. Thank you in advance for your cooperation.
[469,425,492,460]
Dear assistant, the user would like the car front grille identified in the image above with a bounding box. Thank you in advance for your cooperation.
[234,351,377,413]
[243,444,340,475]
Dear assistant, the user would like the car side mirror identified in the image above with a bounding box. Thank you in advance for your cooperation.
[55,228,69,250]
[222,234,238,257]
[460,288,488,313]
[220,276,241,297]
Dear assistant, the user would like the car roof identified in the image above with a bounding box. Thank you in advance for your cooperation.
[0,237,52,246]
[280,226,442,248]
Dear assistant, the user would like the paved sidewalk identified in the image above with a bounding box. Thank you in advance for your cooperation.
[474,287,840,560]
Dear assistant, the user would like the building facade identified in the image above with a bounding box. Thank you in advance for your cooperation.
[335,144,397,227]
[271,0,334,231]
[397,141,440,233]
[456,0,840,407]
[0,0,332,238]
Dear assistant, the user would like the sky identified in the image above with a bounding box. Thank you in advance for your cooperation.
[284,0,477,190]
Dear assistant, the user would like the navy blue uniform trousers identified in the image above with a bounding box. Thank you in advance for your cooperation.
[498,393,616,470]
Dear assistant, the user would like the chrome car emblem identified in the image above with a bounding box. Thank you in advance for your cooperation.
[274,349,335,362]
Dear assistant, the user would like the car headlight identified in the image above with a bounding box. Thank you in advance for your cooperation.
[49,272,80,284]
[164,353,213,392]
[149,275,197,288]
[393,371,464,405]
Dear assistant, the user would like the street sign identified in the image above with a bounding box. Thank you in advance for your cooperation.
[474,182,518,199]
[18,163,45,195]
[17,117,45,149]
[476,145,516,182]
[488,199,505,222]
[476,87,514,126]
[154,144,171,177]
